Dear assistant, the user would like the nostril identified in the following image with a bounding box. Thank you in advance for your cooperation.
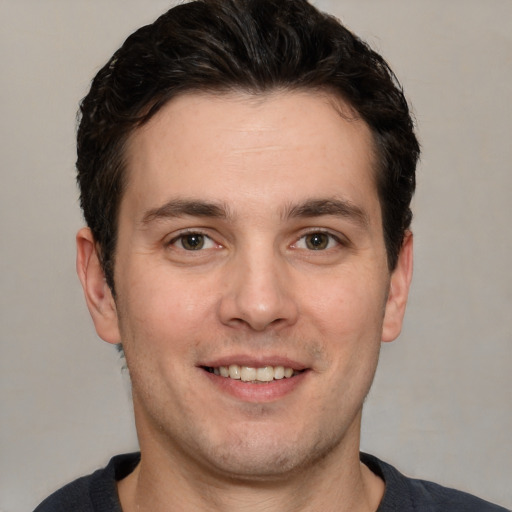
[217,275,299,332]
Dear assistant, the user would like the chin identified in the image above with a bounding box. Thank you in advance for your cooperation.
[196,424,342,482]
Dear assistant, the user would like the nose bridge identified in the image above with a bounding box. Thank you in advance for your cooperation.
[219,238,298,331]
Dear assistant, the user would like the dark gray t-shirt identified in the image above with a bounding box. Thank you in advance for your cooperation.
[34,452,510,511]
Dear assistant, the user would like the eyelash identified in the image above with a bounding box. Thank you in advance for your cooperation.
[167,230,218,251]
[293,230,345,251]
[167,229,346,252]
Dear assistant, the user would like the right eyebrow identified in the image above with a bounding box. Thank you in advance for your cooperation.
[140,199,231,226]
[284,198,370,229]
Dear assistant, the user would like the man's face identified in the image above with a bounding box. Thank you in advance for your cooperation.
[81,91,411,479]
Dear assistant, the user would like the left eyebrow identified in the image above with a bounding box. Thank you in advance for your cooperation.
[141,199,231,225]
[284,198,370,228]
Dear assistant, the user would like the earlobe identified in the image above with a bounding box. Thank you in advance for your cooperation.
[76,227,121,344]
[381,231,413,343]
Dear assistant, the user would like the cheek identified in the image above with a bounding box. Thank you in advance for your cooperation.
[116,263,220,353]
[301,269,387,385]
[304,270,387,338]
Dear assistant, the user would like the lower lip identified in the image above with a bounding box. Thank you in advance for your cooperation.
[202,369,309,402]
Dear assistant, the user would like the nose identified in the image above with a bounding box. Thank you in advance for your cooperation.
[218,248,299,332]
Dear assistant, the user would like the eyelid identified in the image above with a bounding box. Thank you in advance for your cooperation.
[164,228,348,249]
[166,229,220,249]
[292,229,347,249]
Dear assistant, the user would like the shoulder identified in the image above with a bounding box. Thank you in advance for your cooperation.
[34,473,96,512]
[361,453,510,512]
[33,452,140,512]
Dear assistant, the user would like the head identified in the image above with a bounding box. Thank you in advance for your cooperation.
[76,0,418,486]
[77,0,419,294]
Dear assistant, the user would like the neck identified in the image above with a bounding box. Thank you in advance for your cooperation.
[118,414,384,512]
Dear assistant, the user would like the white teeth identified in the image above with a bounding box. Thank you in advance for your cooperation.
[228,364,241,379]
[273,366,285,380]
[240,366,256,382]
[213,364,297,382]
[256,366,274,382]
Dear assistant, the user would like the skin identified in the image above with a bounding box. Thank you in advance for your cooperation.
[77,91,413,512]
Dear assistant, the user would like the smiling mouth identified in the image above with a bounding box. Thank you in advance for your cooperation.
[203,364,303,383]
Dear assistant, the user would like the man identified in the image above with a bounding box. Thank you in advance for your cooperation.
[34,0,508,511]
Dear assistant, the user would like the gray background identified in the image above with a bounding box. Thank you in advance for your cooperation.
[1,1,511,510]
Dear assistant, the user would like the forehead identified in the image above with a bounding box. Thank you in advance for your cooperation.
[122,91,379,220]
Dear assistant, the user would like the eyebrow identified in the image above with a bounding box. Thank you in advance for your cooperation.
[284,198,369,228]
[141,199,230,225]
[141,197,369,228]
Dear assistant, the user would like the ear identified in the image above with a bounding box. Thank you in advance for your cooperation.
[381,231,413,343]
[76,227,121,344]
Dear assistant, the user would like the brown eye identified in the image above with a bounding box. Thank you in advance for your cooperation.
[180,234,205,250]
[305,233,330,250]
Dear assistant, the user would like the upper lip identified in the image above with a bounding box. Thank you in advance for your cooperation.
[199,355,308,371]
